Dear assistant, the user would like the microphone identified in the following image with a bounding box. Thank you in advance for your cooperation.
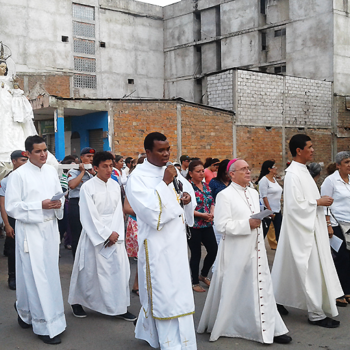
[166,162,181,194]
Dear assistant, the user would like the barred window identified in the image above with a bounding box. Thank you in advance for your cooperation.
[73,39,95,55]
[72,3,95,21]
[74,74,96,89]
[73,21,95,38]
[74,57,96,72]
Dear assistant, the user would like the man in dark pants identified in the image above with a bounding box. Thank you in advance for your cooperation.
[0,150,28,290]
[67,147,95,258]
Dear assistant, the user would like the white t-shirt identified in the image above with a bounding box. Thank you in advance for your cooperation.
[258,176,283,213]
[321,170,350,226]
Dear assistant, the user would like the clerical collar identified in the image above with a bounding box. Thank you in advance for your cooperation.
[28,160,45,171]
[230,181,248,191]
[292,161,307,168]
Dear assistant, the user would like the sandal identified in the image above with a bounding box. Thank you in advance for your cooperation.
[192,284,206,293]
[336,297,348,307]
[132,289,139,296]
[344,295,350,303]
[199,275,211,287]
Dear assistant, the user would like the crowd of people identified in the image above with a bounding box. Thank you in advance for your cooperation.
[0,132,349,349]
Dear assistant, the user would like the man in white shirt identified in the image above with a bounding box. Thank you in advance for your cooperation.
[6,136,66,345]
[271,134,343,328]
[198,158,291,345]
[126,132,197,350]
[180,155,190,178]
[68,151,136,321]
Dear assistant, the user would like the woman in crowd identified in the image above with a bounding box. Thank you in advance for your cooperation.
[209,159,230,245]
[204,157,220,184]
[187,160,218,292]
[321,151,350,307]
[308,162,322,182]
[256,160,283,241]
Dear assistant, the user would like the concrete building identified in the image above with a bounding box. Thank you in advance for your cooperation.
[1,0,349,165]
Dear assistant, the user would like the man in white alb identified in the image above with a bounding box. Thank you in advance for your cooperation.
[68,151,136,321]
[271,134,343,328]
[5,135,66,345]
[126,132,197,350]
[197,158,291,345]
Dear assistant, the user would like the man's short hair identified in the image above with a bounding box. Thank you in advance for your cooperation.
[180,155,190,163]
[25,135,46,153]
[289,134,311,157]
[125,157,133,165]
[144,132,167,151]
[93,151,115,167]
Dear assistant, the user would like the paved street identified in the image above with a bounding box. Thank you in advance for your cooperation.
[0,236,349,350]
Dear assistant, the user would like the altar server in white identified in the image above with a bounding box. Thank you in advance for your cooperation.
[271,134,343,328]
[5,135,66,345]
[68,151,136,321]
[198,158,291,345]
[126,132,197,350]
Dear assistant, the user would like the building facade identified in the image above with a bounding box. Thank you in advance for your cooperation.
[1,0,350,166]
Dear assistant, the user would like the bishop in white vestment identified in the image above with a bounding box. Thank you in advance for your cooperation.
[125,132,197,350]
[5,137,66,343]
[198,159,290,344]
[68,161,131,317]
[271,134,343,327]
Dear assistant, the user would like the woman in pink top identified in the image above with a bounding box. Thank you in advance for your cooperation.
[204,158,220,184]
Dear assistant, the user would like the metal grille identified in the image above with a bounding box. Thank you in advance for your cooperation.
[73,21,95,38]
[89,129,104,152]
[74,74,97,89]
[72,3,95,21]
[73,39,95,55]
[74,57,96,72]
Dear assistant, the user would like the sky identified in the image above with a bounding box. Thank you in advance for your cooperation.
[135,0,180,6]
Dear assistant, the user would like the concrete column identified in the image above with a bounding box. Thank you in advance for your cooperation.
[54,106,65,161]
[177,103,182,161]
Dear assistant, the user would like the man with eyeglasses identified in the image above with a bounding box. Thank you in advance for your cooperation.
[198,158,291,345]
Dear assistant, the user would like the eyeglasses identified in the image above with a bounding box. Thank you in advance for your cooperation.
[233,167,251,173]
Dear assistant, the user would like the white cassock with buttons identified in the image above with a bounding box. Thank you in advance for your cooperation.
[197,181,288,344]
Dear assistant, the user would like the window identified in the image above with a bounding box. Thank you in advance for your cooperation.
[274,28,286,37]
[61,36,69,42]
[73,39,95,55]
[128,79,134,85]
[74,57,96,73]
[274,66,286,74]
[260,0,266,14]
[73,21,95,38]
[261,32,267,51]
[74,74,97,89]
[100,41,106,48]
[72,3,95,21]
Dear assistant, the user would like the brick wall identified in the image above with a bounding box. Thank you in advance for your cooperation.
[236,70,284,125]
[181,104,233,161]
[236,126,283,179]
[207,70,233,110]
[18,74,72,98]
[112,101,234,162]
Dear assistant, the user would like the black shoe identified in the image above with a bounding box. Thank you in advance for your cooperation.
[8,277,16,290]
[116,311,137,322]
[71,304,87,318]
[274,334,292,344]
[308,317,340,328]
[38,335,61,345]
[277,304,289,315]
[14,303,31,329]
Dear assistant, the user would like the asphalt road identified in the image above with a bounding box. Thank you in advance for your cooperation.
[0,235,349,350]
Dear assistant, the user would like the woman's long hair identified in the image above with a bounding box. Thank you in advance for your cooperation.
[214,159,230,183]
[256,160,275,184]
[186,160,204,180]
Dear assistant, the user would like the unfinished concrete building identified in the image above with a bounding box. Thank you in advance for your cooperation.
[0,0,349,165]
